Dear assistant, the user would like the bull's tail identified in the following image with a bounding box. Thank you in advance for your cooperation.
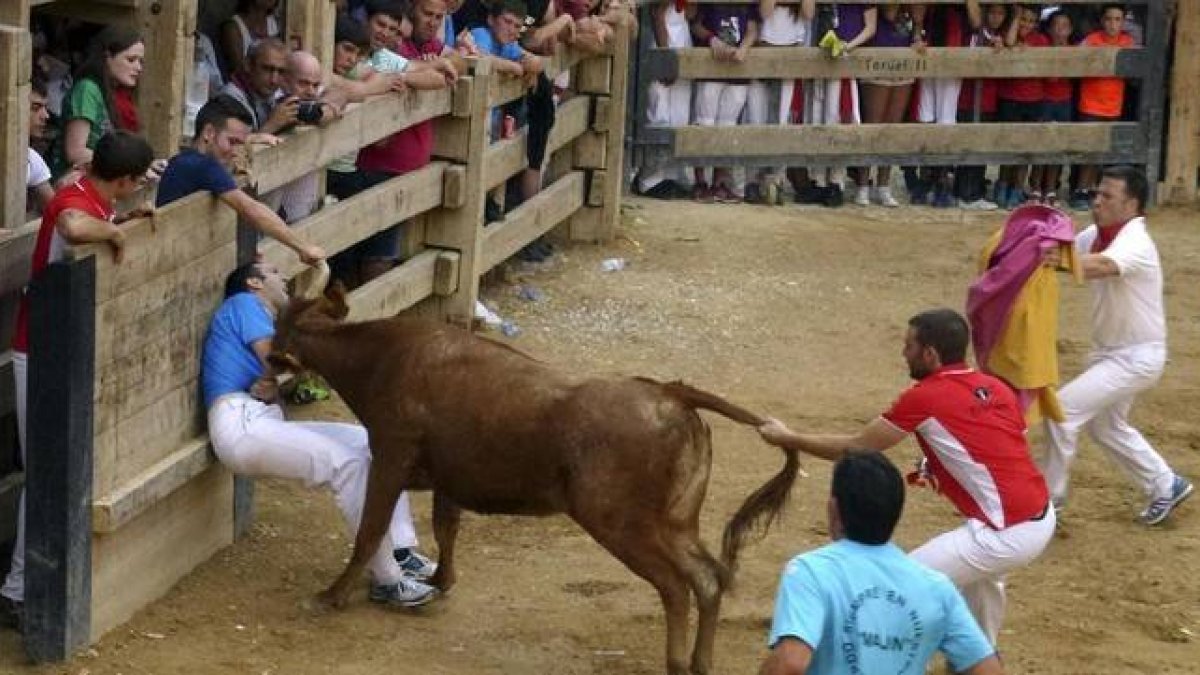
[645,379,801,578]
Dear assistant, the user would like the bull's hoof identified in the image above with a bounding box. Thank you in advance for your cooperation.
[429,571,456,593]
[315,587,350,611]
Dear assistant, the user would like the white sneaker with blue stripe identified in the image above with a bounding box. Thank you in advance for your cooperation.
[1139,475,1193,526]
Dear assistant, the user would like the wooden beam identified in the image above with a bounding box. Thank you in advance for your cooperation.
[668,122,1141,165]
[0,220,38,298]
[24,256,96,663]
[259,162,447,279]
[285,0,336,72]
[91,437,213,534]
[0,0,31,25]
[645,45,1143,82]
[487,45,593,107]
[345,248,442,321]
[93,381,205,497]
[480,171,586,272]
[569,26,628,242]
[576,56,612,94]
[248,88,452,193]
[136,0,194,159]
[1164,0,1200,204]
[0,27,31,231]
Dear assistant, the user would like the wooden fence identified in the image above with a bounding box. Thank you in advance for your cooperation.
[0,0,628,660]
[626,0,1200,204]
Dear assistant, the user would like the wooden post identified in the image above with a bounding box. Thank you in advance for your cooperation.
[1138,0,1169,203]
[287,0,336,73]
[567,27,629,242]
[0,27,31,231]
[426,58,492,326]
[136,0,195,159]
[24,257,97,662]
[0,0,30,25]
[1164,0,1199,204]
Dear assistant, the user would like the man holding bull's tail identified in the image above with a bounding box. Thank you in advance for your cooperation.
[201,261,438,607]
[757,308,1054,649]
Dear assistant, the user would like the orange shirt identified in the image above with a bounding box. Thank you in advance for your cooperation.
[1078,30,1135,118]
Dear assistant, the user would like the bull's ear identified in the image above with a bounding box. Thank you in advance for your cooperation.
[324,281,350,320]
[267,352,304,373]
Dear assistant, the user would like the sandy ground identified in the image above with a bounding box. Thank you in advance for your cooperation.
[2,198,1199,674]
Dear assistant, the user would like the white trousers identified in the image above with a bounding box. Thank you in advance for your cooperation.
[804,79,857,184]
[694,81,748,127]
[639,78,693,189]
[1042,343,1174,502]
[917,78,963,124]
[746,79,798,181]
[910,508,1056,645]
[1,352,27,602]
[207,394,417,586]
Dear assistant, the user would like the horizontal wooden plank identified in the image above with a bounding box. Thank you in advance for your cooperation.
[483,94,591,189]
[260,162,447,279]
[480,171,586,272]
[646,46,1143,82]
[487,45,596,108]
[662,122,1142,166]
[345,248,444,322]
[93,380,204,497]
[92,436,213,534]
[0,219,38,298]
[247,88,453,193]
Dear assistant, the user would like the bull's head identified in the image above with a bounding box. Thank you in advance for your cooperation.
[267,262,350,375]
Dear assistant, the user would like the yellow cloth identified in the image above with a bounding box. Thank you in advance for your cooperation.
[977,230,1081,424]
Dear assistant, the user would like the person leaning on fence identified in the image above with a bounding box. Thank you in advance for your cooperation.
[689,1,759,203]
[953,0,1007,211]
[202,262,440,609]
[757,308,1056,646]
[740,0,814,206]
[1040,165,1193,526]
[1034,9,1075,208]
[1,131,156,633]
[1068,3,1135,212]
[759,452,1004,675]
[154,96,325,267]
[994,4,1048,211]
[25,74,55,218]
[632,0,696,201]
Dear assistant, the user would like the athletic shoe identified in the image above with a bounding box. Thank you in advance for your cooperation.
[961,198,999,211]
[794,183,826,204]
[712,184,742,203]
[369,578,439,608]
[1139,475,1194,526]
[0,595,23,633]
[1044,191,1060,208]
[932,190,956,208]
[693,182,714,203]
[1068,190,1091,211]
[853,186,871,206]
[641,179,680,200]
[876,187,900,208]
[394,548,438,580]
[743,182,765,204]
[484,196,505,224]
[822,185,844,208]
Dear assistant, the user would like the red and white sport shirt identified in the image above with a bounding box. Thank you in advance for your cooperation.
[882,364,1049,529]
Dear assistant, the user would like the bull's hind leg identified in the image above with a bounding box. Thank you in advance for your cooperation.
[676,538,726,675]
[319,447,414,609]
[428,491,461,592]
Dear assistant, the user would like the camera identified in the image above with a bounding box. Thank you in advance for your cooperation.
[296,100,324,125]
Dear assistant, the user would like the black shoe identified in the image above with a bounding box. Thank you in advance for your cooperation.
[641,179,679,200]
[518,242,547,262]
[0,595,23,633]
[822,185,844,208]
[793,183,825,204]
[485,196,504,224]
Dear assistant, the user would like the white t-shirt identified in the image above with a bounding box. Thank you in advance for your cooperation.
[759,6,811,46]
[27,147,50,188]
[1075,217,1166,349]
[663,5,693,49]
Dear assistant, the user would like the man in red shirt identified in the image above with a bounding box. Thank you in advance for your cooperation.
[2,130,154,632]
[758,308,1055,647]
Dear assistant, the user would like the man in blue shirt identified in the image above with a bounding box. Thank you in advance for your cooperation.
[202,261,438,607]
[760,452,1003,675]
[156,96,325,267]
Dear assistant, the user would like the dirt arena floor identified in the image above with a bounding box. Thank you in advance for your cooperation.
[2,197,1199,674]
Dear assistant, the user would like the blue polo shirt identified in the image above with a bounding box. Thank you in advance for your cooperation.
[155,148,239,207]
[201,292,274,408]
[768,540,994,674]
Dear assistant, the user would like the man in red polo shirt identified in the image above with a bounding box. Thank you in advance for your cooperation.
[758,308,1055,647]
[1,130,154,632]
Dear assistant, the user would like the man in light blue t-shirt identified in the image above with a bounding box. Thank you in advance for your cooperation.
[760,453,1003,675]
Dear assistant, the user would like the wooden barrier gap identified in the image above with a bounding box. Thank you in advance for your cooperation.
[484,94,591,189]
[247,89,454,194]
[480,171,587,272]
[660,122,1142,168]
[643,45,1144,82]
[487,44,598,108]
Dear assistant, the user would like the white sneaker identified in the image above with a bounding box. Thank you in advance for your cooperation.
[876,187,900,208]
[854,186,871,206]
[961,198,999,211]
[473,300,502,328]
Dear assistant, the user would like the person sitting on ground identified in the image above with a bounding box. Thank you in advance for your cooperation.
[1,131,156,633]
[758,308,1056,646]
[220,0,283,80]
[759,452,1003,675]
[202,261,439,609]
[154,96,325,267]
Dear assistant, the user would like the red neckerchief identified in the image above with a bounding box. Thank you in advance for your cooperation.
[112,87,140,132]
[673,0,686,12]
[1091,222,1128,253]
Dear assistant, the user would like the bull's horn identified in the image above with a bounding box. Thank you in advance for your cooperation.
[293,261,331,300]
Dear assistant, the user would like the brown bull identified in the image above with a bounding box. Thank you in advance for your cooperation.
[269,283,802,675]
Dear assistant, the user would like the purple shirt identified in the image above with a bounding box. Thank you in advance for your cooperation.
[832,3,867,41]
[698,4,760,46]
[871,14,912,47]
